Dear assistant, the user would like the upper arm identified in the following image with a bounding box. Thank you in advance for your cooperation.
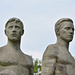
[41,45,57,75]
[28,56,34,75]
[42,57,56,75]
[29,65,34,75]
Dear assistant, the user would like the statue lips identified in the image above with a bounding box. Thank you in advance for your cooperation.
[67,35,73,41]
[68,34,73,38]
[11,34,17,37]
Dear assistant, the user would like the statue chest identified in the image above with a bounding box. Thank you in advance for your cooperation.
[55,63,75,75]
[0,50,32,75]
[0,50,31,67]
[56,47,75,65]
[0,65,30,75]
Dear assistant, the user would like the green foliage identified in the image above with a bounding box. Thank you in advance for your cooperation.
[33,59,42,73]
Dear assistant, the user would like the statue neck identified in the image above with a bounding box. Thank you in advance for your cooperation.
[6,39,21,51]
[56,37,69,50]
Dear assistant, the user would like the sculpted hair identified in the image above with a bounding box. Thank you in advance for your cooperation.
[5,17,24,30]
[55,18,73,36]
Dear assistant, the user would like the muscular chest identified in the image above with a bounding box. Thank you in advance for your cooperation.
[57,47,75,65]
[55,63,75,75]
[0,50,30,67]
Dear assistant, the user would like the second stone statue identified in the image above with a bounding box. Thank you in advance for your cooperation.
[41,18,75,75]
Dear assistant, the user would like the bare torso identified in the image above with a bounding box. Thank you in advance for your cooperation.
[55,44,75,75]
[0,46,33,75]
[42,44,75,75]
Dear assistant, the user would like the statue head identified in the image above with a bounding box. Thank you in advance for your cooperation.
[55,18,74,42]
[5,17,24,41]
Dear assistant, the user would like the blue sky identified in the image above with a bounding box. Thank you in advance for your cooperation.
[0,0,75,59]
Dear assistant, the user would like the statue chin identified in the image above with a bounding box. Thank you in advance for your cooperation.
[0,70,16,75]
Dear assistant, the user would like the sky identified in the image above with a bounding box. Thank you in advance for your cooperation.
[0,0,75,60]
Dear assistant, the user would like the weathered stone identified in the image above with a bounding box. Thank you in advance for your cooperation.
[41,18,75,75]
[0,18,33,75]
[0,70,16,75]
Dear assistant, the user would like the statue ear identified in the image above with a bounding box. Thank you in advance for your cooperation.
[56,30,60,35]
[4,30,6,35]
[21,30,24,36]
[4,30,7,36]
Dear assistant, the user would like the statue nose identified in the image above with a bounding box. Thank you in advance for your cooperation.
[69,29,74,34]
[12,27,16,32]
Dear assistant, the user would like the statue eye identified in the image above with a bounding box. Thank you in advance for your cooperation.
[65,27,74,31]
[15,26,20,29]
[72,28,74,31]
[8,26,13,29]
[65,27,70,30]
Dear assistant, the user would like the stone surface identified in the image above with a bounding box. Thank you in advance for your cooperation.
[0,18,33,75]
[0,70,16,75]
[41,18,75,75]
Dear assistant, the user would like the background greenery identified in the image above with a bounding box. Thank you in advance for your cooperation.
[33,59,42,73]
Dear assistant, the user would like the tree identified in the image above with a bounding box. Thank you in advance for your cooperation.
[33,59,42,73]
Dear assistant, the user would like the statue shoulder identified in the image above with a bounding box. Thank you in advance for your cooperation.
[0,46,6,52]
[43,44,58,59]
[25,54,33,62]
[0,47,1,50]
[0,47,2,52]
[0,45,7,51]
[22,53,33,65]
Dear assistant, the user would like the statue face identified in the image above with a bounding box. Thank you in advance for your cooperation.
[5,21,24,41]
[59,21,74,42]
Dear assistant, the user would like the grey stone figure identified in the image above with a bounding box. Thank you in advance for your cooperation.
[41,18,75,75]
[0,18,33,75]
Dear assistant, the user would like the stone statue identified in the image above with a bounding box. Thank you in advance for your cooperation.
[0,18,33,75]
[41,18,75,75]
